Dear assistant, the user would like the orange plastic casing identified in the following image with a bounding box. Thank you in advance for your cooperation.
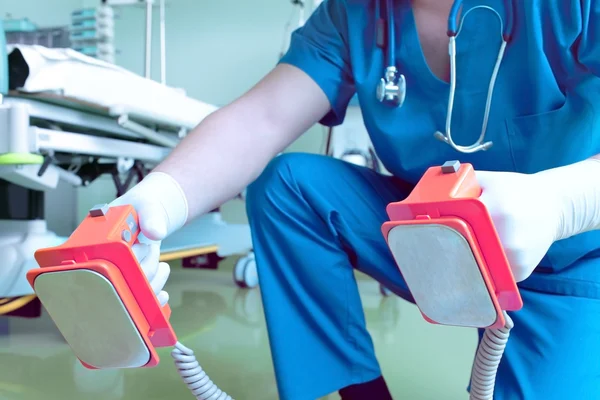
[27,205,177,369]
[381,163,523,329]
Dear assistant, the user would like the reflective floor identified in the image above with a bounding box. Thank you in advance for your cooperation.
[0,258,477,400]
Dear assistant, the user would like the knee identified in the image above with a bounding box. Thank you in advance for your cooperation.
[247,153,309,203]
[246,153,316,222]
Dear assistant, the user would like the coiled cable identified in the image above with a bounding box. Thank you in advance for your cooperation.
[172,342,233,400]
[469,311,514,400]
[171,310,512,400]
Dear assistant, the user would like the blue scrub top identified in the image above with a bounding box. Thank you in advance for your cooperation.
[280,0,600,298]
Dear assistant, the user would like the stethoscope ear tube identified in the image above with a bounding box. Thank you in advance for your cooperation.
[447,0,464,35]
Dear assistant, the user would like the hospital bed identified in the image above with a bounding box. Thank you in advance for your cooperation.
[0,44,255,308]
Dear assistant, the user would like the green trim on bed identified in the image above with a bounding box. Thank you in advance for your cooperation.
[0,153,44,165]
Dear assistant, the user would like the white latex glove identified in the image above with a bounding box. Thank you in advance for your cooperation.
[475,170,563,282]
[110,172,189,306]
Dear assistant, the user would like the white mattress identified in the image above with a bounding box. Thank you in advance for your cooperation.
[8,45,218,129]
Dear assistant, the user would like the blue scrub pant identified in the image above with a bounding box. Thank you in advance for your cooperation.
[246,153,600,400]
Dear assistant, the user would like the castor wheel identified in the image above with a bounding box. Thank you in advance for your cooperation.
[380,284,393,297]
[234,252,259,289]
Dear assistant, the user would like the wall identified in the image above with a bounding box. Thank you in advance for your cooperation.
[3,0,326,227]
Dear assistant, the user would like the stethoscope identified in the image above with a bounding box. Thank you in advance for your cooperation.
[376,0,515,154]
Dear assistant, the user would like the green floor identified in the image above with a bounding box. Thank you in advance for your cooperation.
[0,258,477,400]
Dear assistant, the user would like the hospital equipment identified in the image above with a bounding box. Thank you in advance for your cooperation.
[71,1,166,78]
[27,161,519,400]
[28,204,233,399]
[4,24,70,50]
[382,160,523,399]
[2,18,37,33]
[376,0,515,154]
[71,43,115,61]
[233,252,258,289]
[0,262,265,398]
[69,4,115,64]
[0,42,255,304]
[69,4,120,66]
[375,0,406,108]
[70,25,113,42]
[102,0,167,82]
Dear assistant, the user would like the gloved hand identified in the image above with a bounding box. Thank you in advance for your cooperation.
[110,172,189,306]
[475,170,563,282]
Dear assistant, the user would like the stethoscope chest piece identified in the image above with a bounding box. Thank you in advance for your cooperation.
[376,66,406,107]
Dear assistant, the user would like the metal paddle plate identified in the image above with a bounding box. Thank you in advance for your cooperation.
[34,269,150,369]
[387,223,497,327]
